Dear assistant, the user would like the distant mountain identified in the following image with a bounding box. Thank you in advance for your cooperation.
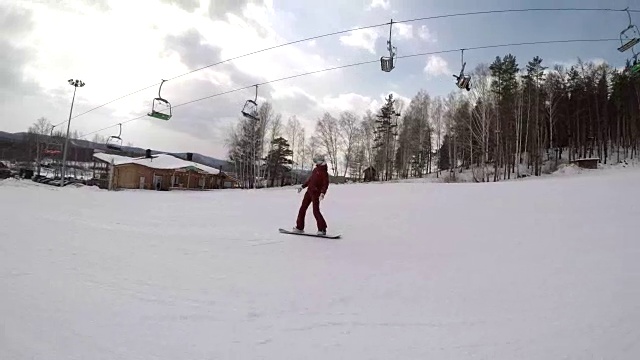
[0,131,26,141]
[1,131,233,170]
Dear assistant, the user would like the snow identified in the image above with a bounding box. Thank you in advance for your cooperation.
[92,151,136,165]
[2,167,640,359]
[93,152,221,174]
[553,163,584,176]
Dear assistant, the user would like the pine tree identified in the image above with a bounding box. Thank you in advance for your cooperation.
[373,94,400,181]
[264,137,293,187]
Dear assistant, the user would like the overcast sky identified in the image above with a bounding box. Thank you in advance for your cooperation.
[0,0,636,159]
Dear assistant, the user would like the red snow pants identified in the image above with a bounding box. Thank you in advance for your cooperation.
[296,191,327,231]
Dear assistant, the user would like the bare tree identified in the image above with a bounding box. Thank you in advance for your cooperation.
[285,116,301,169]
[545,65,563,164]
[431,96,444,177]
[361,110,376,167]
[469,63,494,182]
[264,112,282,183]
[315,112,341,176]
[297,127,306,171]
[338,111,360,177]
[28,117,53,175]
[29,117,52,135]
[411,90,431,177]
[305,135,321,170]
[350,131,367,180]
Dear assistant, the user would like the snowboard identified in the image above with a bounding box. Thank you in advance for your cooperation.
[279,228,341,239]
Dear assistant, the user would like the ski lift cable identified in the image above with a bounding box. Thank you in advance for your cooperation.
[51,7,637,128]
[77,36,620,140]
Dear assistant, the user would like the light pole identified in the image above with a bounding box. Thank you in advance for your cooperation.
[60,78,85,187]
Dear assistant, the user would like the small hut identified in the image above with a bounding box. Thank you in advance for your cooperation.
[363,166,377,182]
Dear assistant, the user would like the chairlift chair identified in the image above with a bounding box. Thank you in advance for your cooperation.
[626,53,640,74]
[241,85,260,121]
[618,8,640,53]
[453,49,471,91]
[380,19,397,72]
[106,123,123,151]
[148,79,172,120]
[381,56,395,72]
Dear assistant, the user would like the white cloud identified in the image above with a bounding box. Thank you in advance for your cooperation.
[318,93,376,115]
[544,57,625,75]
[393,23,413,40]
[418,25,436,42]
[424,55,451,77]
[551,57,608,69]
[369,91,412,114]
[316,91,412,119]
[367,0,390,10]
[339,28,380,53]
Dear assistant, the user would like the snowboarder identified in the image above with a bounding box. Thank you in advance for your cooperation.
[293,154,329,235]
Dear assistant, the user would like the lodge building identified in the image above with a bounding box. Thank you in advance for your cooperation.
[92,149,239,190]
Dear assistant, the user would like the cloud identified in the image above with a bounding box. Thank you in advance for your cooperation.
[208,0,266,20]
[0,4,61,130]
[339,28,381,54]
[393,23,413,40]
[424,55,451,77]
[160,0,200,13]
[367,0,390,10]
[418,25,436,42]
[318,93,375,115]
[550,57,608,69]
[316,91,412,119]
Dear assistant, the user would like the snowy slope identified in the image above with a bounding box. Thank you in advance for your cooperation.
[1,168,640,359]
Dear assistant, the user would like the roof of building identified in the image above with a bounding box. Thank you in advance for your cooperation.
[93,151,221,175]
[92,152,134,165]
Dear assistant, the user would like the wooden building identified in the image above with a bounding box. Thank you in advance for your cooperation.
[92,150,239,190]
[363,166,378,182]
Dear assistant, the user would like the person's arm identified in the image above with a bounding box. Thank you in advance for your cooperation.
[302,175,310,188]
[298,173,311,193]
[320,171,329,195]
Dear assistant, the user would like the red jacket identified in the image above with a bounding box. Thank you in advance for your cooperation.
[302,163,329,195]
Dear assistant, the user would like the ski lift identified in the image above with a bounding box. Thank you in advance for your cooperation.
[241,85,260,121]
[453,49,471,91]
[380,19,397,72]
[624,52,640,74]
[106,123,123,151]
[148,79,172,120]
[632,57,640,74]
[618,8,640,53]
[43,126,62,157]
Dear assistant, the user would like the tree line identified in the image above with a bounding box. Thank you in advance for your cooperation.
[0,118,137,171]
[226,54,640,186]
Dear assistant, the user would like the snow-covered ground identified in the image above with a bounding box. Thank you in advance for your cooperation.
[1,166,640,359]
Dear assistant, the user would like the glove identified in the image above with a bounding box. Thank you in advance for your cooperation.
[319,193,325,201]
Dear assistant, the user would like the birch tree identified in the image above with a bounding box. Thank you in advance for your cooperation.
[315,112,342,176]
[338,111,360,177]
